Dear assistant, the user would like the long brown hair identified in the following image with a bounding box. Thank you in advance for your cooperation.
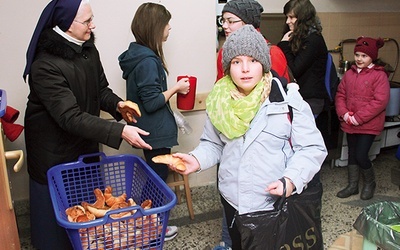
[131,3,171,74]
[283,0,322,54]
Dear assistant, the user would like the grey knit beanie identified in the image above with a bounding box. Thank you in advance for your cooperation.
[222,25,271,73]
[222,0,264,28]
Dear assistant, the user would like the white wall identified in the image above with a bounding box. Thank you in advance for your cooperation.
[0,0,216,201]
[1,0,400,201]
[257,0,400,13]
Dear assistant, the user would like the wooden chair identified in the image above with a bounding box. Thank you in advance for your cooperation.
[167,170,195,220]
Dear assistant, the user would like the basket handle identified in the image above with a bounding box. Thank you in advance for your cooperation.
[103,204,153,222]
[77,152,106,163]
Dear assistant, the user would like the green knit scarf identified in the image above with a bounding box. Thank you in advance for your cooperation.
[206,73,271,139]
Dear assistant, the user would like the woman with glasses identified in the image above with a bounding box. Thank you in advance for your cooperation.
[23,1,152,249]
[216,0,290,82]
[118,2,190,241]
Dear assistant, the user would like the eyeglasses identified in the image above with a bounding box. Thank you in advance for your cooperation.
[218,17,242,26]
[74,15,94,27]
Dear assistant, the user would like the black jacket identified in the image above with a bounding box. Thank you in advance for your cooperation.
[25,29,124,184]
[278,32,328,100]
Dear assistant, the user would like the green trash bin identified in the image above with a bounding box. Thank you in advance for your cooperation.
[353,201,400,250]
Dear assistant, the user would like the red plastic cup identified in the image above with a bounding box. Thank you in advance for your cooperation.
[177,76,197,110]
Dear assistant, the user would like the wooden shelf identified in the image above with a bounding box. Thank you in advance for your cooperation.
[170,92,209,112]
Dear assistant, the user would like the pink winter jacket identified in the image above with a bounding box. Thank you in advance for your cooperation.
[335,64,390,135]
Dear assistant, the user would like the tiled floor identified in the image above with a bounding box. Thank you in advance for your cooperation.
[16,147,400,249]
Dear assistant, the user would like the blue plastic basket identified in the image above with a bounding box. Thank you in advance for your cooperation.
[47,153,177,250]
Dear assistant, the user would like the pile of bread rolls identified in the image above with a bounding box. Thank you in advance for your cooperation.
[64,186,161,249]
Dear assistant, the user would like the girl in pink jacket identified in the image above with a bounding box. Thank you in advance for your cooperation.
[335,36,390,200]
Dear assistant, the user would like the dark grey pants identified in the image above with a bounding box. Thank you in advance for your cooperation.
[30,178,72,250]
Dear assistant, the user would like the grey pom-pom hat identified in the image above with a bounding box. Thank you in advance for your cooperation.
[222,25,271,73]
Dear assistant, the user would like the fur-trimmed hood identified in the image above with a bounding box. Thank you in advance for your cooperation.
[35,28,95,60]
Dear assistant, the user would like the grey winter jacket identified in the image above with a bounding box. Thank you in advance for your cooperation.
[191,79,327,214]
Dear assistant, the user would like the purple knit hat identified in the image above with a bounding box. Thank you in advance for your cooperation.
[23,0,82,81]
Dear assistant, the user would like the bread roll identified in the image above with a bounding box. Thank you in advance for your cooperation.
[104,186,127,207]
[151,154,186,171]
[65,205,86,222]
[85,204,110,218]
[91,188,106,209]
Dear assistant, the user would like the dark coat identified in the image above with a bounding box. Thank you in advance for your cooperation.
[278,32,328,101]
[25,29,124,184]
[119,42,178,149]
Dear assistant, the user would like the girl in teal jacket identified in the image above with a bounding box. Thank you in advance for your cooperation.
[119,3,189,182]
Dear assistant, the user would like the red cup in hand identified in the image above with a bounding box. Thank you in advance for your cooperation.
[177,76,197,110]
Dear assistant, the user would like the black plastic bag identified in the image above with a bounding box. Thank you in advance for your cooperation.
[281,182,324,250]
[235,179,323,250]
[235,201,288,250]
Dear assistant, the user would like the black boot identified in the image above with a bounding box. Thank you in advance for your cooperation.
[360,167,376,200]
[337,165,359,198]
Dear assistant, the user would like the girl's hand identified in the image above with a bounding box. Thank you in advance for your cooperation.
[265,177,295,197]
[348,115,359,126]
[169,153,200,175]
[344,112,359,126]
[175,77,190,95]
[281,31,293,41]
